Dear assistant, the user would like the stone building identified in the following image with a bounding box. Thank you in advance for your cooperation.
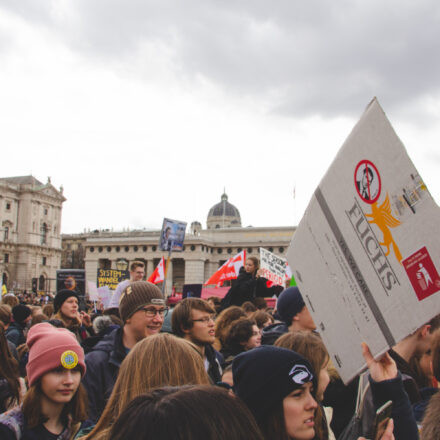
[0,176,65,293]
[62,193,295,294]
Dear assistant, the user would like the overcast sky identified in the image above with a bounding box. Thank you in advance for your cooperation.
[2,1,440,233]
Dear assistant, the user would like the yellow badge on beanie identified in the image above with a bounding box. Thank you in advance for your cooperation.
[61,350,78,369]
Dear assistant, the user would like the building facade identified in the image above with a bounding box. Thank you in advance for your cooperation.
[0,176,66,293]
[62,193,295,294]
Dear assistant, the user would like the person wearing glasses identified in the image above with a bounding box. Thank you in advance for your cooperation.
[82,281,166,423]
[172,298,223,384]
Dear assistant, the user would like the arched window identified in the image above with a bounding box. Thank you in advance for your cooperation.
[40,223,48,245]
[38,275,46,291]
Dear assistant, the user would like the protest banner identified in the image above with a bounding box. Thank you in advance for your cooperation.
[287,98,440,383]
[260,248,287,286]
[159,218,187,252]
[96,269,129,290]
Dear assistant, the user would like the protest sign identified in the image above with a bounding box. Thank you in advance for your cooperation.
[287,98,440,383]
[260,248,287,286]
[87,281,99,301]
[56,269,85,295]
[159,218,187,252]
[97,286,112,309]
[96,269,129,290]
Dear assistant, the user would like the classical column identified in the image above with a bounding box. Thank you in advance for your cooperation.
[165,259,173,296]
[184,259,205,285]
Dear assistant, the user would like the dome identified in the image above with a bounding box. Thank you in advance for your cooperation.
[207,193,241,229]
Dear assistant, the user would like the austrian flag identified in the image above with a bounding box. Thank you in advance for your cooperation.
[204,250,246,286]
[148,257,165,284]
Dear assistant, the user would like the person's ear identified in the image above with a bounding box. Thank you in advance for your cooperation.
[181,323,191,335]
[421,324,431,338]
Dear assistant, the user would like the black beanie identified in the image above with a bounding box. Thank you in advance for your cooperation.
[232,345,316,420]
[54,289,80,313]
[12,304,32,324]
[276,286,305,324]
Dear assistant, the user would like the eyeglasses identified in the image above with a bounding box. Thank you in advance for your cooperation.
[192,315,215,324]
[142,307,169,318]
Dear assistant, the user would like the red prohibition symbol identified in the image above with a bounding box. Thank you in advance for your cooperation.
[354,160,381,204]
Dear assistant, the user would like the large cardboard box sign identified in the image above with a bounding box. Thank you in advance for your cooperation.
[287,98,440,383]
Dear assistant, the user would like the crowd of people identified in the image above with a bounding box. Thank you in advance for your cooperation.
[0,257,439,439]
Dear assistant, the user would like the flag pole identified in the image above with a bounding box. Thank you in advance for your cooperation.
[162,250,172,297]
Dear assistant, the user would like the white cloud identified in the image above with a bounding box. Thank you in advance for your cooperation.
[1,1,440,234]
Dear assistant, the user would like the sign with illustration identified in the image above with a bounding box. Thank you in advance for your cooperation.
[159,218,187,252]
[287,98,440,383]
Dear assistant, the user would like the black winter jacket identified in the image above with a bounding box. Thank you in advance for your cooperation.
[220,271,270,310]
[82,327,127,423]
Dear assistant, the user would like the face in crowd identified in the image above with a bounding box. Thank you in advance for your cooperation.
[243,325,262,350]
[41,366,82,405]
[294,306,316,331]
[127,304,166,341]
[184,308,216,346]
[244,259,256,274]
[61,296,79,320]
[130,266,145,282]
[283,381,318,440]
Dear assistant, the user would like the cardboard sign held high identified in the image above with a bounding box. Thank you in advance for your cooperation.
[287,98,440,383]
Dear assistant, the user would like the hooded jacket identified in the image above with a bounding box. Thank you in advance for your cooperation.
[82,327,127,423]
[261,322,289,345]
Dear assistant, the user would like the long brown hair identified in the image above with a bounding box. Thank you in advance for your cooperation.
[0,323,20,409]
[22,381,88,429]
[110,386,264,440]
[83,333,210,440]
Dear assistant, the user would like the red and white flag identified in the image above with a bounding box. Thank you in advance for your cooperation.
[148,257,165,284]
[204,250,247,286]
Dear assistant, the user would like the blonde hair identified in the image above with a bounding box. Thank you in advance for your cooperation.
[83,333,210,440]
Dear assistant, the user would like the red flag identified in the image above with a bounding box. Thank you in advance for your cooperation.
[204,250,247,286]
[148,257,165,284]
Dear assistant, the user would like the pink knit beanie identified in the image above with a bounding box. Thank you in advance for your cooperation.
[26,323,86,386]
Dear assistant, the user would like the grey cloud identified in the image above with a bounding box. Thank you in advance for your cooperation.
[2,0,440,117]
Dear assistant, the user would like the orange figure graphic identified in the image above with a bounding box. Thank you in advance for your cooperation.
[365,193,402,263]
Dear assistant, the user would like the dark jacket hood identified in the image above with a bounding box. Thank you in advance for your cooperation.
[261,322,289,345]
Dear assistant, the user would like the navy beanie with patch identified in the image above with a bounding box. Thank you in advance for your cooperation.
[276,286,305,325]
[232,345,316,420]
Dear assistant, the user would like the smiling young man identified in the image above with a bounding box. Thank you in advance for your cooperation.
[82,280,165,422]
[172,298,223,383]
